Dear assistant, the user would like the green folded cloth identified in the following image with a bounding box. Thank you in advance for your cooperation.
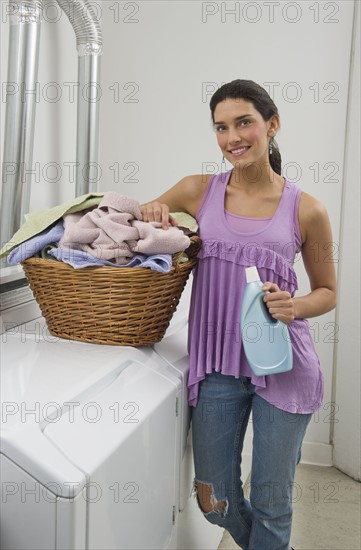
[0,193,104,259]
[170,212,198,232]
[177,253,189,264]
[172,213,199,265]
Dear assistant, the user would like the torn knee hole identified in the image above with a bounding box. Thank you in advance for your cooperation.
[194,480,228,517]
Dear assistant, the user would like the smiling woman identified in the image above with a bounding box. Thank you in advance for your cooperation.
[211,81,282,178]
[140,79,337,550]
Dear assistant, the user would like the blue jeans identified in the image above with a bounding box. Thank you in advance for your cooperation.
[191,372,312,550]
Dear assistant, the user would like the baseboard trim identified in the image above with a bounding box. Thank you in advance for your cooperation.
[300,441,333,467]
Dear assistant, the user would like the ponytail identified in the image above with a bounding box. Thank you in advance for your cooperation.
[269,139,282,175]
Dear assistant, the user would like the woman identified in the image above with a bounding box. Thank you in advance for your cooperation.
[141,80,337,550]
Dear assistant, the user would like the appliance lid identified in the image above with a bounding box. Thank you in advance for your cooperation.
[0,334,144,427]
[0,333,180,496]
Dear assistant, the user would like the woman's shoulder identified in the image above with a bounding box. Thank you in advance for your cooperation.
[298,190,329,220]
[178,174,212,210]
[298,190,330,242]
[176,173,214,216]
[180,173,213,191]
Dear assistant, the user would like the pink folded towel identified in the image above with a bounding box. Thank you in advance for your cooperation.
[59,192,190,265]
[132,220,190,255]
[97,192,143,220]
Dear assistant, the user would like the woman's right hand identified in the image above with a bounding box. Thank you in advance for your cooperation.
[140,201,178,230]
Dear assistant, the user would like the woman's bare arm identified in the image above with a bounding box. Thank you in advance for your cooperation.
[293,192,337,318]
[141,174,210,229]
[263,192,337,322]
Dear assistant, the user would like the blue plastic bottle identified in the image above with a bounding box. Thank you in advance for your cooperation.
[240,266,293,376]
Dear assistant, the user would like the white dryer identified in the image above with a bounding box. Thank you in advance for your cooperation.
[0,333,182,550]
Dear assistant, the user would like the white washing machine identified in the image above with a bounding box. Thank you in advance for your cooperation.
[0,330,183,550]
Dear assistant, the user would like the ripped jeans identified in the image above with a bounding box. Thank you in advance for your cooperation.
[191,371,312,550]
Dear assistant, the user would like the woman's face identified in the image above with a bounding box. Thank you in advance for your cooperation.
[213,98,278,170]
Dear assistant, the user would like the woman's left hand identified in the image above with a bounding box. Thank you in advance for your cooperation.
[262,282,295,324]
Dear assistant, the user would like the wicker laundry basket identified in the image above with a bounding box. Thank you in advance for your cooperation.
[21,235,201,346]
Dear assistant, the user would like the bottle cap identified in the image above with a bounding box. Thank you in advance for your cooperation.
[245,266,260,283]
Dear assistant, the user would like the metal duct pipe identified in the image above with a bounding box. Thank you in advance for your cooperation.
[1,0,102,252]
[55,0,103,196]
[0,0,42,248]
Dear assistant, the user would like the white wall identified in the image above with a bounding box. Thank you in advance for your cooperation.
[332,2,360,481]
[1,0,359,471]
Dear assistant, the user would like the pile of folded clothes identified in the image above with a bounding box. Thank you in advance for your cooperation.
[0,192,198,274]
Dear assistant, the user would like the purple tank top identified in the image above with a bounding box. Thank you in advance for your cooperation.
[225,211,271,232]
[187,170,324,414]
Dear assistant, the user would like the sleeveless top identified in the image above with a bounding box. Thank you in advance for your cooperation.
[187,170,324,414]
[225,210,270,232]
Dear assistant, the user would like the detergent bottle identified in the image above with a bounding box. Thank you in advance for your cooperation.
[240,266,293,376]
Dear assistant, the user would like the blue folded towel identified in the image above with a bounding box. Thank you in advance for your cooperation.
[7,221,65,265]
[48,247,173,273]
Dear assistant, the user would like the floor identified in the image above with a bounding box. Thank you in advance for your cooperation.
[217,464,361,550]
